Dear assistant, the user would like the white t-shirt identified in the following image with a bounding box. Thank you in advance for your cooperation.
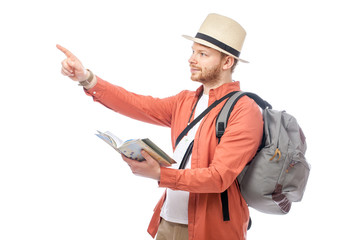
[160,93,209,224]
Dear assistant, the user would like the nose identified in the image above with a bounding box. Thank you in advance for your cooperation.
[188,52,197,65]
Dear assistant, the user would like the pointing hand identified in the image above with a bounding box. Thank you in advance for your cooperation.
[57,44,89,82]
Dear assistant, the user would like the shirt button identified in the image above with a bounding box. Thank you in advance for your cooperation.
[93,91,96,95]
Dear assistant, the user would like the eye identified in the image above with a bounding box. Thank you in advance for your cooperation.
[200,52,207,57]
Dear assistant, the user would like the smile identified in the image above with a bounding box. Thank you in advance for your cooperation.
[190,67,201,73]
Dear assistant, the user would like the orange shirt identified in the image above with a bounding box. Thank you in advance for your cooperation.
[85,77,263,240]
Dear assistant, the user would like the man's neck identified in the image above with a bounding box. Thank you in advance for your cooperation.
[202,75,232,95]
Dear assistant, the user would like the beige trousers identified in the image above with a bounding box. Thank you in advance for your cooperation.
[155,219,188,240]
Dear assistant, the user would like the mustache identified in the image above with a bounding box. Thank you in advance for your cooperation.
[190,65,201,69]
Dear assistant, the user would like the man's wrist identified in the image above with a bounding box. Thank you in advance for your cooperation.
[78,69,97,89]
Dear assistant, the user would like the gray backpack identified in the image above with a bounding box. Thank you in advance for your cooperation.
[216,91,310,216]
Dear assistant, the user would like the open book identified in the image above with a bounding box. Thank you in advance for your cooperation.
[95,130,176,166]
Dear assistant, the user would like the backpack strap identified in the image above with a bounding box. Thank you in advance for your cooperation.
[176,91,237,147]
[176,91,238,171]
[215,91,271,226]
[216,91,271,139]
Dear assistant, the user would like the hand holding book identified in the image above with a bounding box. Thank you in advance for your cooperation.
[121,149,162,181]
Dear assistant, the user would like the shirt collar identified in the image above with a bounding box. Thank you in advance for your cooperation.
[195,81,241,101]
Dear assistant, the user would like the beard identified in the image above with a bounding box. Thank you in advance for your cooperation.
[190,63,222,85]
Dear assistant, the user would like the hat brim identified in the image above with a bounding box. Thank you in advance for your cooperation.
[182,35,249,63]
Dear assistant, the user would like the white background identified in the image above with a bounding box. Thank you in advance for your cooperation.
[1,0,359,239]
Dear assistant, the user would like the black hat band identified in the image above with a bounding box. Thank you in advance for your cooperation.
[195,32,240,57]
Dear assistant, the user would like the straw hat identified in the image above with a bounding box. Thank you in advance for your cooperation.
[183,13,248,63]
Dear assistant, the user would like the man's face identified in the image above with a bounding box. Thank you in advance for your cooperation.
[188,43,224,85]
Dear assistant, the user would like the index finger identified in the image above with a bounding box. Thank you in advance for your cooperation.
[56,44,74,58]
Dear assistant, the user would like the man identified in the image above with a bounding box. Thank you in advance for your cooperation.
[58,13,263,240]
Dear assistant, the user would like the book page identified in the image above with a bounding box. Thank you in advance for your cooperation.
[103,131,124,148]
[95,130,124,149]
[119,140,145,161]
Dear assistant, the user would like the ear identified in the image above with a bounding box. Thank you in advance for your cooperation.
[222,56,235,71]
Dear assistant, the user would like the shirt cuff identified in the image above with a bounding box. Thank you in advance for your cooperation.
[158,167,178,189]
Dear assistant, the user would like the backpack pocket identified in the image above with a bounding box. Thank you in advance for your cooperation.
[279,150,310,202]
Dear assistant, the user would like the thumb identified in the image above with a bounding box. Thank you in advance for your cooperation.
[68,59,76,67]
[141,151,158,165]
[68,58,85,73]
